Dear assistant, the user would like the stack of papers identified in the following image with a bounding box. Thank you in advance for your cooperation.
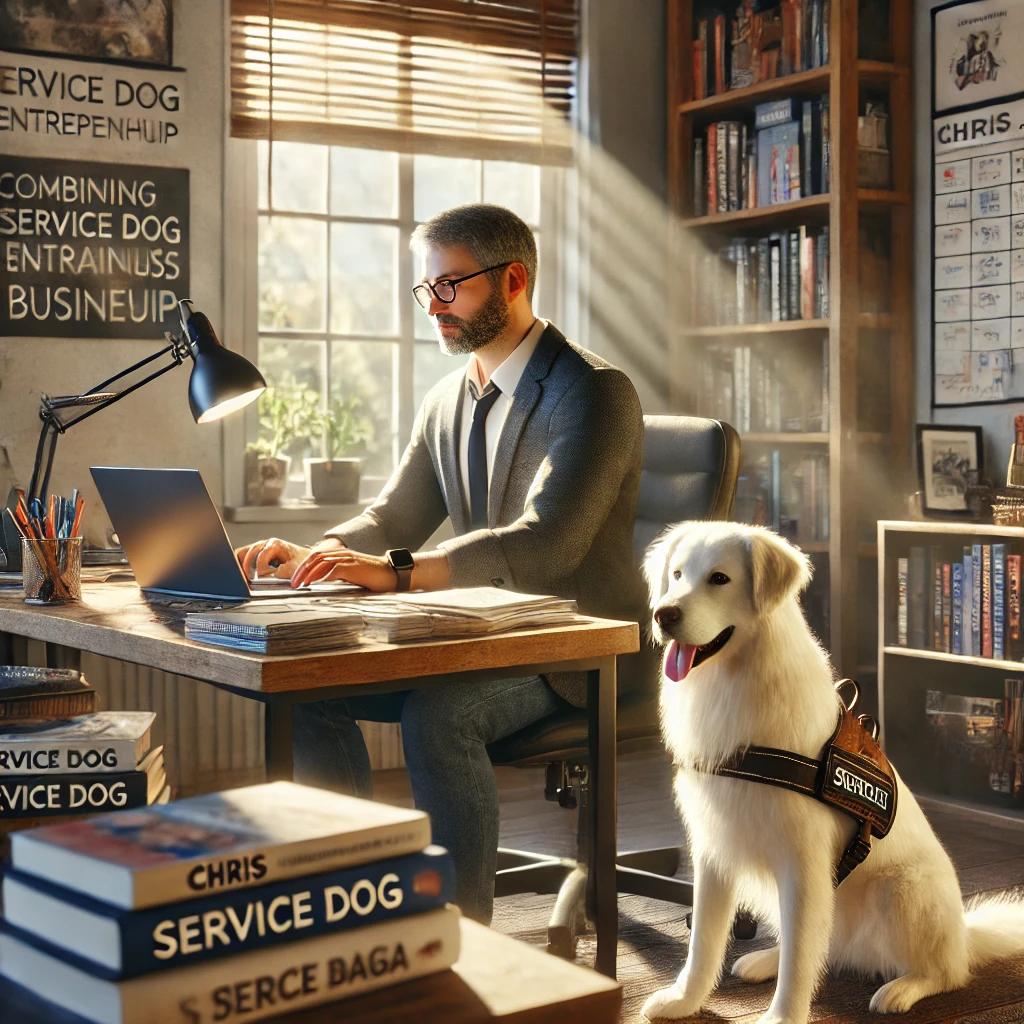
[184,603,365,654]
[349,588,579,643]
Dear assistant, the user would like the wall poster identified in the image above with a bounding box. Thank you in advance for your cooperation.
[932,0,1024,406]
[0,154,189,339]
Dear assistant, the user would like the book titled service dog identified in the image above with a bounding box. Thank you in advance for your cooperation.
[9,782,430,910]
[3,846,454,978]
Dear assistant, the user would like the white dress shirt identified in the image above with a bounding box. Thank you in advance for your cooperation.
[458,317,547,522]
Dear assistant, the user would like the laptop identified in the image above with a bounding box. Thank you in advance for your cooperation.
[90,467,362,601]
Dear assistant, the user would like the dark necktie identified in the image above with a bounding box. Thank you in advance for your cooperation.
[468,381,502,528]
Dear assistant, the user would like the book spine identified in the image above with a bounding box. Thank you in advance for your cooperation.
[693,138,705,217]
[942,562,952,653]
[897,557,908,646]
[951,562,963,656]
[727,123,740,212]
[10,849,456,978]
[757,239,771,320]
[908,546,926,649]
[994,543,1006,660]
[740,124,749,210]
[714,14,727,96]
[800,229,815,320]
[972,542,983,655]
[0,740,141,775]
[0,771,149,818]
[932,559,942,651]
[801,101,813,202]
[788,229,801,320]
[707,124,718,215]
[717,123,728,214]
[747,136,758,208]
[2,906,461,1024]
[699,19,709,98]
[770,240,782,322]
[779,231,789,318]
[819,225,830,317]
[1010,554,1022,662]
[962,550,973,656]
[692,39,706,101]
[821,97,831,192]
[983,544,993,658]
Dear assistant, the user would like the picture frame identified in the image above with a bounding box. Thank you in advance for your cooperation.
[916,424,984,518]
[0,0,173,68]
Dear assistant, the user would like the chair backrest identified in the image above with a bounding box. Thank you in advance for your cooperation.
[633,416,742,564]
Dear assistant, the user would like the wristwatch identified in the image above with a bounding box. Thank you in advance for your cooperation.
[385,548,415,592]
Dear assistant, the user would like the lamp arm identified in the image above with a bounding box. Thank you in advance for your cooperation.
[26,336,192,504]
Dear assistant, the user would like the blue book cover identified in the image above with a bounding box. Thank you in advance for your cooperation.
[962,552,973,656]
[972,542,982,655]
[754,98,798,130]
[952,562,963,655]
[2,845,454,980]
[994,543,1006,659]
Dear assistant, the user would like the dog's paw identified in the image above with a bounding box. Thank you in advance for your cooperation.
[640,984,701,1021]
[869,975,946,1014]
[731,946,780,983]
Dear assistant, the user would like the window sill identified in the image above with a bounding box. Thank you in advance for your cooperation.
[223,501,372,524]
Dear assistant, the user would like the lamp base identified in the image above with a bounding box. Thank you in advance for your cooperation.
[1,490,22,572]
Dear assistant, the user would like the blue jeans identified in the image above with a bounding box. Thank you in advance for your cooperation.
[292,675,566,923]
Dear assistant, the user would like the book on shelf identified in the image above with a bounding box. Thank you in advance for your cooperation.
[908,547,927,650]
[734,448,829,545]
[0,667,97,721]
[9,781,431,910]
[952,561,964,656]
[972,541,983,656]
[983,544,993,658]
[994,543,1007,661]
[0,903,462,1024]
[2,844,455,979]
[0,711,155,775]
[0,745,165,818]
[962,548,974,657]
[942,562,952,654]
[897,557,908,646]
[1009,554,1022,662]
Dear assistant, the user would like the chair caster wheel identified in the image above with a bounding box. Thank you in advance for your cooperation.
[733,913,757,940]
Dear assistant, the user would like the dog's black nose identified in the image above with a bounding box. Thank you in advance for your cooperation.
[654,605,680,628]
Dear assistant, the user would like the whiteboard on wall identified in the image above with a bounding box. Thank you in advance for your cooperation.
[931,0,1024,407]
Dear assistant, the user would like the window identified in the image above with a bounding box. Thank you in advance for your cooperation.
[252,141,554,501]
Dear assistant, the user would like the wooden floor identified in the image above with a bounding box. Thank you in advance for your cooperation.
[374,751,1024,1024]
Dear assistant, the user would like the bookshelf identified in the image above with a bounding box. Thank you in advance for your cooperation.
[877,521,1024,818]
[666,0,914,680]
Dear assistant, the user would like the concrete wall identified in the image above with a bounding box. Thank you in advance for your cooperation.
[914,0,1022,478]
[0,0,225,547]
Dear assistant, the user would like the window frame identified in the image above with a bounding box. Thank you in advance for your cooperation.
[222,138,568,509]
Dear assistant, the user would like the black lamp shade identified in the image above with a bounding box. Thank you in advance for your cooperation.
[180,302,266,424]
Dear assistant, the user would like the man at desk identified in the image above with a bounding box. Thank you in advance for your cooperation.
[238,203,647,923]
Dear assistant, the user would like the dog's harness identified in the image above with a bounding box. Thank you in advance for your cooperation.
[693,680,897,885]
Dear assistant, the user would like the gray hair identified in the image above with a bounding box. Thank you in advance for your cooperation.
[410,203,537,302]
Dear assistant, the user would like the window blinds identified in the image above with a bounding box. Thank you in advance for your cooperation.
[230,0,578,164]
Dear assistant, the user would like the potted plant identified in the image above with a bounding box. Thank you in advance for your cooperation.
[304,395,373,504]
[245,375,320,506]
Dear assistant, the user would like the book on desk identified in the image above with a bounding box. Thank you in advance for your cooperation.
[0,782,461,1024]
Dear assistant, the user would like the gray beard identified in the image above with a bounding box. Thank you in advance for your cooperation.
[435,287,510,355]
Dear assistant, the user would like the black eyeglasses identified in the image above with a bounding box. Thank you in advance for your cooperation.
[412,262,512,310]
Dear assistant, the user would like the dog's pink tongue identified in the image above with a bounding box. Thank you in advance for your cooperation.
[664,641,697,682]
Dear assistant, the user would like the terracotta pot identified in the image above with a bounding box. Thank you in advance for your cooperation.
[304,457,360,504]
[245,453,290,506]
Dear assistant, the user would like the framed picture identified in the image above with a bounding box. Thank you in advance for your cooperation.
[917,424,984,517]
[0,0,172,68]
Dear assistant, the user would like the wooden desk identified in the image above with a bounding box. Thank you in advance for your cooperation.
[0,918,623,1023]
[0,584,638,977]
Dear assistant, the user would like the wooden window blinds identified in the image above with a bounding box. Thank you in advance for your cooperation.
[230,0,578,164]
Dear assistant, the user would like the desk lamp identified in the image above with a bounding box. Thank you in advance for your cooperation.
[0,299,266,571]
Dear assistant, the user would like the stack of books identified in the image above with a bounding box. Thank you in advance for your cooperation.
[0,782,460,1023]
[184,588,579,652]
[0,675,166,842]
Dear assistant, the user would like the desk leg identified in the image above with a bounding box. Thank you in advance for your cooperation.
[587,655,617,979]
[0,632,28,666]
[264,699,295,782]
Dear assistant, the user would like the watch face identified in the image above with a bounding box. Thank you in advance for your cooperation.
[388,548,415,571]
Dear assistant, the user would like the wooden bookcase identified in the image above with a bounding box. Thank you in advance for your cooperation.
[877,520,1024,819]
[666,0,914,685]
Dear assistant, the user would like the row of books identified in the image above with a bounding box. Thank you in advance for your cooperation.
[895,545,1023,661]
[693,97,830,216]
[735,448,830,544]
[692,224,830,327]
[692,0,830,99]
[695,340,828,435]
[0,782,460,1024]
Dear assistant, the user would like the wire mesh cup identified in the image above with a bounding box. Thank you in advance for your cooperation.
[21,536,82,604]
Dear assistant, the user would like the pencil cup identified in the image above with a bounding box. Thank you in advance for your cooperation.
[22,536,82,605]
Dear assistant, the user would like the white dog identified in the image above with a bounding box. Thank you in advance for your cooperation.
[640,521,1024,1024]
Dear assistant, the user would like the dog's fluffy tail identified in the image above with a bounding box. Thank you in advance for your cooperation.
[965,893,1024,970]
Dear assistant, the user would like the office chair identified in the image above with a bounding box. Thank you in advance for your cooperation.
[487,415,742,958]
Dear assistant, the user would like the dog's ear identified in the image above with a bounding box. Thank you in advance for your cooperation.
[748,529,813,614]
[643,524,687,604]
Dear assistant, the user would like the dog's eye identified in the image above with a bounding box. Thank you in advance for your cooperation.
[708,572,730,586]
[672,569,681,580]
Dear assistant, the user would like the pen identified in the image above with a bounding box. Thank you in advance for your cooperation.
[71,494,85,538]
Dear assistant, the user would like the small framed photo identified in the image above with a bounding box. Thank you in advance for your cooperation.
[916,424,984,518]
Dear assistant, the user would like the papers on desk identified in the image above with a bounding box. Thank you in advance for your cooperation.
[183,588,578,653]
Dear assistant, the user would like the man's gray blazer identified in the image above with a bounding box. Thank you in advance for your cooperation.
[327,323,652,707]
